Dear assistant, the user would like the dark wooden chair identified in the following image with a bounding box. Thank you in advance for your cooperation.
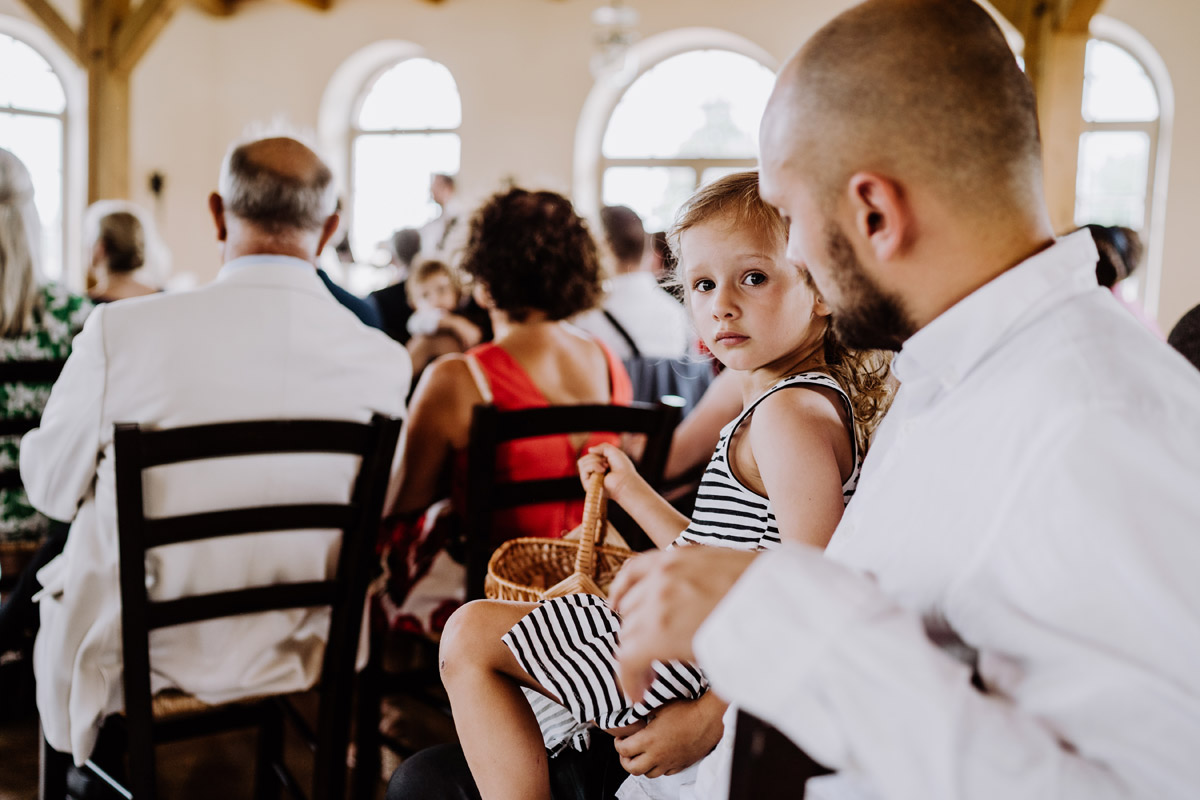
[0,358,66,594]
[41,415,402,800]
[461,400,682,599]
[728,710,834,799]
[354,401,681,797]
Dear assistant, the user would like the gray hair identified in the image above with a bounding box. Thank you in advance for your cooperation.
[0,148,43,338]
[217,138,337,234]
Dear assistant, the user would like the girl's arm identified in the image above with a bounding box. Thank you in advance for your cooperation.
[579,443,691,549]
[747,388,850,549]
[384,355,477,517]
[663,367,742,482]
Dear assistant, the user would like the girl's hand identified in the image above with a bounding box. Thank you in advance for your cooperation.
[578,442,640,503]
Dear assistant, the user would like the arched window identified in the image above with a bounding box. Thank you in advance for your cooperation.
[0,30,68,279]
[588,40,776,232]
[349,57,461,264]
[1074,24,1171,310]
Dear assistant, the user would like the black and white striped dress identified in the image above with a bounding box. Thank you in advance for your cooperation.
[503,372,861,751]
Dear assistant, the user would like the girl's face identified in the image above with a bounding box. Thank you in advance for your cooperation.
[413,273,459,313]
[680,214,829,375]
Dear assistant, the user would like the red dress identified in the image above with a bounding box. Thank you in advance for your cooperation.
[380,338,632,633]
[455,340,633,546]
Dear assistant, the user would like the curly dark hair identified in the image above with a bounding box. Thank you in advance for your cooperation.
[459,188,602,322]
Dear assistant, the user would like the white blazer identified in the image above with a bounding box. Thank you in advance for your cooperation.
[21,256,411,763]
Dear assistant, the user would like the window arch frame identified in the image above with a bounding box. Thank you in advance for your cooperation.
[1079,16,1173,317]
[319,41,463,265]
[0,14,85,287]
[574,28,778,223]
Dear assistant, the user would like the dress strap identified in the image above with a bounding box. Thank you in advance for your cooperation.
[463,353,494,405]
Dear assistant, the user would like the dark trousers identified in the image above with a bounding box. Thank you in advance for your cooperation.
[0,520,69,650]
[387,736,627,800]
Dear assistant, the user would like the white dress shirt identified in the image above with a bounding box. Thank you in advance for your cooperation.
[573,272,692,360]
[22,256,411,763]
[693,231,1200,799]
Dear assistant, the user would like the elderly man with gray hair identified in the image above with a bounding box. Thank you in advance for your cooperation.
[22,135,411,766]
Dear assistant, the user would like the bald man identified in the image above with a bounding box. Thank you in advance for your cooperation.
[609,1,1200,798]
[22,135,411,765]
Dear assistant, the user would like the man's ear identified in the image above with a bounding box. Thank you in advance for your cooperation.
[316,213,340,257]
[208,193,227,242]
[846,173,910,262]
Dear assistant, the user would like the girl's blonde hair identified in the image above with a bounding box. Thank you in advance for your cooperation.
[0,148,43,338]
[667,170,894,454]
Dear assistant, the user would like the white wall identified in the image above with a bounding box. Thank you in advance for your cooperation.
[0,0,1195,330]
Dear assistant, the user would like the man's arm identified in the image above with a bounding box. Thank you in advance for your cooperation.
[20,307,108,522]
[614,412,1200,799]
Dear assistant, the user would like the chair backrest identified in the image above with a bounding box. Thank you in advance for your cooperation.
[0,359,66,492]
[462,401,681,600]
[112,414,402,800]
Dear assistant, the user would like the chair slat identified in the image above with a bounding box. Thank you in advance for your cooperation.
[131,419,376,467]
[0,417,41,437]
[147,581,337,630]
[491,403,671,442]
[0,470,23,490]
[0,360,66,384]
[142,504,355,548]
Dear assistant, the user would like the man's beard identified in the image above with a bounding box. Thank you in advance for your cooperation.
[821,222,915,352]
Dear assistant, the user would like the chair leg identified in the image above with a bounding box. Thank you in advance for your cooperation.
[351,641,383,800]
[254,704,284,800]
[39,734,71,800]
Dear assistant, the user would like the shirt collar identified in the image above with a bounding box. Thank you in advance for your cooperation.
[218,254,316,278]
[894,229,1099,388]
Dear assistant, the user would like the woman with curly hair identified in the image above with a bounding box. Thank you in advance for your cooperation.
[378,187,632,634]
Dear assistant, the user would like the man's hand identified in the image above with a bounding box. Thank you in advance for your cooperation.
[609,547,758,703]
[612,692,728,778]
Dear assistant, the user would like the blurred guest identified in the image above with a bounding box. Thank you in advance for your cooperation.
[404,259,482,379]
[86,207,160,303]
[1168,303,1200,370]
[371,228,423,343]
[1084,223,1164,338]
[574,205,691,360]
[420,172,466,263]
[379,187,630,635]
[0,148,90,653]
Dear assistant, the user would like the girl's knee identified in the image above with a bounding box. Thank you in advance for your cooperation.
[439,599,504,678]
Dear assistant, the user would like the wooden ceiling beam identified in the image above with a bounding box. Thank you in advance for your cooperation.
[188,0,236,16]
[1058,0,1105,34]
[15,0,83,64]
[112,0,185,74]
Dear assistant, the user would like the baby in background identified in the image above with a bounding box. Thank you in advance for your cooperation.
[405,259,482,376]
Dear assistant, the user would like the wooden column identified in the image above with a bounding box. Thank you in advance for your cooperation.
[993,0,1106,232]
[19,0,183,202]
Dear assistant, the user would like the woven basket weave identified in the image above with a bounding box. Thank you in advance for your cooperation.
[485,472,633,602]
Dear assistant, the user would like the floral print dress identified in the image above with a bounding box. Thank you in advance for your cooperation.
[0,284,91,544]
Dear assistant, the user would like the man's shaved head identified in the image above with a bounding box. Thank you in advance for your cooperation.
[218,136,336,234]
[767,0,1041,216]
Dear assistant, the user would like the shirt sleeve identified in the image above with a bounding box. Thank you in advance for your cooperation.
[694,397,1200,800]
[20,306,108,522]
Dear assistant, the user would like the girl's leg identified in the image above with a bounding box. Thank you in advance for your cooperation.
[439,599,557,800]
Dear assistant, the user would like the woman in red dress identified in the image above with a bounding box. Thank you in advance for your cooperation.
[380,188,631,633]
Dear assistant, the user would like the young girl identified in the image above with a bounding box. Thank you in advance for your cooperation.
[437,171,892,800]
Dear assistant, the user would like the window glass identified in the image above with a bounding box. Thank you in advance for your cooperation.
[357,57,462,131]
[603,50,774,159]
[0,32,66,279]
[1081,39,1158,123]
[602,166,695,232]
[1075,130,1150,229]
[0,34,65,113]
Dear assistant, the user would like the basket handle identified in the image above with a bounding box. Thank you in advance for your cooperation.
[573,471,607,579]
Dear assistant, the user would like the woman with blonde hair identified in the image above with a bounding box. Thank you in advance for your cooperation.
[0,147,91,653]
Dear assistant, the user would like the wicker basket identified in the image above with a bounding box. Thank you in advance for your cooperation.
[485,472,633,602]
